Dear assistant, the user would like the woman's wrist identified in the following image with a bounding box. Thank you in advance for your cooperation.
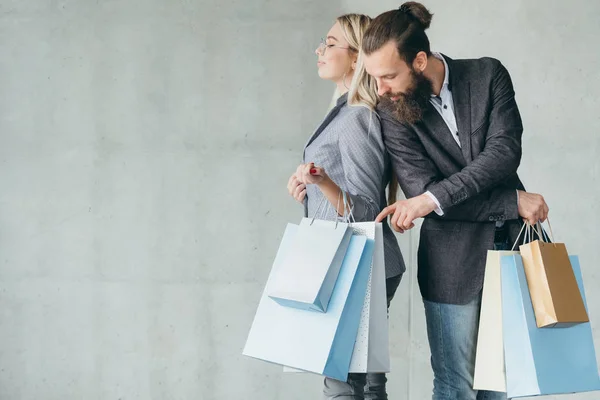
[317,174,337,192]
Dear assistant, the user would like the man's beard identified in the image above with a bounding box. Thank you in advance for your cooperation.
[384,69,434,125]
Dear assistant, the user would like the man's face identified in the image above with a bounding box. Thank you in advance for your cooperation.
[363,40,415,99]
[363,40,433,124]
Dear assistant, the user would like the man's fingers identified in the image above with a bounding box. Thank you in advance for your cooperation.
[390,207,402,231]
[401,212,415,230]
[397,207,409,230]
[378,202,418,233]
[376,205,396,223]
[528,216,537,226]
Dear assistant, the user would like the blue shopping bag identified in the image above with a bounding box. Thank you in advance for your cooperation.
[268,218,353,313]
[501,254,600,398]
[243,223,373,381]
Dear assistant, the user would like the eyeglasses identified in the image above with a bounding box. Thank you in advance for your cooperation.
[316,38,353,56]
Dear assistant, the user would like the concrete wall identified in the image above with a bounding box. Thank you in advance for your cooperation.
[0,0,598,399]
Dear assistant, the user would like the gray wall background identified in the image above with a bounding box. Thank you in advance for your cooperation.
[0,0,598,399]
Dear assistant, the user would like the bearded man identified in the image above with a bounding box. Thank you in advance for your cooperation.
[362,3,549,400]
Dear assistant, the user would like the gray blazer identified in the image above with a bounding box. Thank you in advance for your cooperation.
[378,55,525,304]
[303,93,405,279]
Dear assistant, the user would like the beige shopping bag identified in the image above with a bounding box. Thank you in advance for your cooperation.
[519,221,588,328]
[473,250,519,392]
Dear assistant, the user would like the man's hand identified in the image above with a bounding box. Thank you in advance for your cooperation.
[376,193,438,233]
[518,190,549,225]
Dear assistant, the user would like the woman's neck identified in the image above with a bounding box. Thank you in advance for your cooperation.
[335,71,354,96]
[336,84,349,96]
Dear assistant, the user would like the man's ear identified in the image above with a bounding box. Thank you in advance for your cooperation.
[413,51,428,72]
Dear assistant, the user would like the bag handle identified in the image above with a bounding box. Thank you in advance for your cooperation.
[511,221,529,250]
[341,190,356,225]
[510,217,556,251]
[310,190,340,225]
[310,193,327,222]
[536,218,557,247]
[310,189,353,228]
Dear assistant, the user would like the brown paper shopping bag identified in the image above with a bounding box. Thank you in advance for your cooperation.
[519,221,589,328]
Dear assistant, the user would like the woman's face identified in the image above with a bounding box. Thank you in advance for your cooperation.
[315,22,356,82]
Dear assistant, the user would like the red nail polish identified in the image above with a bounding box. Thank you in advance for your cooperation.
[310,169,317,174]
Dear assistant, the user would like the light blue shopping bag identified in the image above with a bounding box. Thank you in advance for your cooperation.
[501,254,600,398]
[243,223,373,381]
[268,218,353,313]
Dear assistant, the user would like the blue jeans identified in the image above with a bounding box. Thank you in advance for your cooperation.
[422,239,509,400]
[322,274,402,400]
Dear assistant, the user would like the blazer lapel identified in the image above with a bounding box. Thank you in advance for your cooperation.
[445,55,473,163]
[421,104,466,166]
[303,95,347,153]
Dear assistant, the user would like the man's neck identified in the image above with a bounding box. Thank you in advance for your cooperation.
[424,56,446,97]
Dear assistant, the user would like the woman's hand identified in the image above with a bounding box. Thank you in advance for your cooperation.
[287,173,307,204]
[295,162,328,185]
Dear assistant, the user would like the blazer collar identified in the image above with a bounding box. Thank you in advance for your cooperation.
[303,92,348,151]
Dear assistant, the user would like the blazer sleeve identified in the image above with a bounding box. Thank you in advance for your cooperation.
[427,60,524,209]
[337,106,386,221]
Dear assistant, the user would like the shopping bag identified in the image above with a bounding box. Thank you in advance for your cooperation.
[501,254,600,398]
[519,222,588,328]
[347,222,390,373]
[284,222,390,375]
[473,250,519,392]
[268,217,352,313]
[243,223,374,381]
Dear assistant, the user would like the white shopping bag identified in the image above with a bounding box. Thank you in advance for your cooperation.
[268,218,352,313]
[284,222,390,375]
[348,222,390,373]
[473,250,518,392]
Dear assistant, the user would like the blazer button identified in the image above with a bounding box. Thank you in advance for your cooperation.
[489,216,495,221]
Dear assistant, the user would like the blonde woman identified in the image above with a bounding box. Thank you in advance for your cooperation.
[286,14,405,400]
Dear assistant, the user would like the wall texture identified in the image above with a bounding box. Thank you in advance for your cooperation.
[0,0,598,399]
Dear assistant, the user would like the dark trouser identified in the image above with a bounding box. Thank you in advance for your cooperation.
[322,274,402,400]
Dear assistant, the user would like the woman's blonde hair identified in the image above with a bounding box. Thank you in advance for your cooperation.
[329,14,379,111]
[335,14,399,205]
